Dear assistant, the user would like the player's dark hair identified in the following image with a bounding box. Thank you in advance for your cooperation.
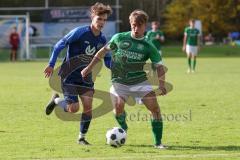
[90,2,112,17]
[129,10,149,25]
[152,21,160,25]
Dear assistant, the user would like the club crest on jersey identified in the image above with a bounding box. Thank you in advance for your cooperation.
[85,45,96,55]
[119,40,132,50]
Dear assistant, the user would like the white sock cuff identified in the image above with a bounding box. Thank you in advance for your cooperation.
[79,132,86,139]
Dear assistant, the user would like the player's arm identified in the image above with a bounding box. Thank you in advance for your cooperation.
[197,31,201,51]
[44,39,66,78]
[156,32,165,43]
[149,45,167,95]
[157,35,165,43]
[160,32,165,43]
[156,64,166,95]
[81,45,110,78]
[182,34,187,52]
[44,28,80,78]
[82,33,119,77]
[182,29,187,52]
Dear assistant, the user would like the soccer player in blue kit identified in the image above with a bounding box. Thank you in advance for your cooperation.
[43,2,112,145]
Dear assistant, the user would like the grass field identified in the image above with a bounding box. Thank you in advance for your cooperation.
[0,46,240,160]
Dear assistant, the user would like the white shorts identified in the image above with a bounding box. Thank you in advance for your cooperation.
[186,45,198,56]
[110,81,153,102]
[159,50,162,56]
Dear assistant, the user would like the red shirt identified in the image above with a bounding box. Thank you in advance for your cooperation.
[10,32,20,47]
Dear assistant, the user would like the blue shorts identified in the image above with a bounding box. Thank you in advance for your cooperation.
[61,81,94,104]
[64,94,79,104]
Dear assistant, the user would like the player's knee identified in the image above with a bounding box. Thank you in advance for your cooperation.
[67,104,79,113]
[113,106,124,116]
[115,104,124,113]
[151,106,160,114]
[83,105,92,116]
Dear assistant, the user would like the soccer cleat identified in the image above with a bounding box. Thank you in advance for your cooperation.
[45,93,59,115]
[154,144,168,149]
[187,68,191,73]
[78,138,91,145]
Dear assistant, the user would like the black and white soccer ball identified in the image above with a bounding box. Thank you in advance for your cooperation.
[106,127,127,148]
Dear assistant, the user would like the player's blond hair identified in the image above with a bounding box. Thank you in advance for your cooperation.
[90,2,112,18]
[129,10,149,25]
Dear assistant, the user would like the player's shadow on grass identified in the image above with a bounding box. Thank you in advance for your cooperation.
[128,144,153,148]
[167,145,240,151]
[127,145,240,151]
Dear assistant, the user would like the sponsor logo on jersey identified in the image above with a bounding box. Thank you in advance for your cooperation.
[119,40,132,49]
[118,49,144,61]
[85,45,96,55]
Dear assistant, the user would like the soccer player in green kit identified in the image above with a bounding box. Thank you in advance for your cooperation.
[182,19,201,73]
[146,21,165,55]
[81,10,168,149]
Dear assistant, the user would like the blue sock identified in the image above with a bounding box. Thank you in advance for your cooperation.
[80,113,92,138]
[54,98,68,112]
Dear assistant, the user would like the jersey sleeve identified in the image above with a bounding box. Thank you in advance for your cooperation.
[145,31,150,40]
[106,33,120,51]
[149,44,163,65]
[48,27,84,68]
[184,27,188,36]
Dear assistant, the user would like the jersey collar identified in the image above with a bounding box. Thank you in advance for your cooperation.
[89,26,102,37]
[130,32,144,40]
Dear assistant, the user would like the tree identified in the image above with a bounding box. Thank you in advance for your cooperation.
[164,0,240,39]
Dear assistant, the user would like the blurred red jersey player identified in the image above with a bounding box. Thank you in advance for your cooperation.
[9,27,20,61]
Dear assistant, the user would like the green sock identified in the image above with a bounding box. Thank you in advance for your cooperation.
[192,59,196,70]
[151,119,163,145]
[188,57,191,69]
[115,111,128,131]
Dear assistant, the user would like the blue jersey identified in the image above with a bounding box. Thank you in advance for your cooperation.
[49,26,106,85]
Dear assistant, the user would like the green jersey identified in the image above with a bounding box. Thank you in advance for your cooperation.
[184,27,200,46]
[146,30,164,50]
[108,31,162,85]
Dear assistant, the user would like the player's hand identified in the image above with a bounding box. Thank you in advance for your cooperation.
[182,46,186,52]
[81,67,90,78]
[155,35,160,40]
[158,85,167,96]
[44,66,53,78]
